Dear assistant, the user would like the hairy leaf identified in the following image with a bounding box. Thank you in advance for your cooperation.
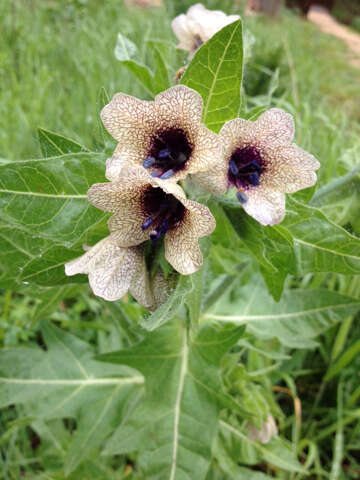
[140,275,190,331]
[284,198,360,275]
[205,280,360,348]
[0,152,108,288]
[38,128,88,157]
[219,200,296,299]
[0,322,143,474]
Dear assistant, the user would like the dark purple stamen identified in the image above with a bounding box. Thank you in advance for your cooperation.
[158,148,171,159]
[249,172,259,186]
[142,187,185,242]
[228,146,265,191]
[143,156,155,168]
[159,169,175,180]
[236,191,248,204]
[151,171,161,178]
[145,128,193,177]
[141,218,153,230]
[229,160,239,175]
[160,219,168,234]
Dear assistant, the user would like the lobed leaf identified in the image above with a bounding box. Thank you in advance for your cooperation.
[0,152,108,288]
[205,279,360,348]
[0,322,143,474]
[99,321,244,479]
[284,198,360,275]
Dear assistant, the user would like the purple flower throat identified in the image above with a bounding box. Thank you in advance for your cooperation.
[227,146,265,203]
[143,128,193,180]
[141,187,185,242]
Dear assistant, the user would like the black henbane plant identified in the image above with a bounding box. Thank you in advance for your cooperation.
[1,8,360,480]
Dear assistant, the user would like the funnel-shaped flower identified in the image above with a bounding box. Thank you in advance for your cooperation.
[171,3,240,53]
[101,85,221,185]
[65,236,161,309]
[87,166,215,275]
[211,108,320,226]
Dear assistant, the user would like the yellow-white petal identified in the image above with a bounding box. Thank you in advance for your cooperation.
[65,236,138,302]
[242,188,286,226]
[164,201,215,275]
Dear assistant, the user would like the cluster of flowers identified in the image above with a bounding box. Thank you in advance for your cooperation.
[65,6,320,309]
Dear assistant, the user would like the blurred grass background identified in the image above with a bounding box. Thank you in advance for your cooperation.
[1,0,360,478]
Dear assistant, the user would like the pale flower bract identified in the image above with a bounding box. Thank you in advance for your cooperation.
[171,3,240,53]
[208,108,320,226]
[87,165,216,275]
[100,85,221,185]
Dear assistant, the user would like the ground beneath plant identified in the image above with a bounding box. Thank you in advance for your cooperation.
[307,5,360,68]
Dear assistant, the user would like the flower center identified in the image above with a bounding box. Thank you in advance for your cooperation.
[143,128,193,180]
[228,146,265,203]
[141,187,186,242]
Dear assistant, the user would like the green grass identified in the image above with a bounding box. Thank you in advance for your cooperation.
[1,1,360,478]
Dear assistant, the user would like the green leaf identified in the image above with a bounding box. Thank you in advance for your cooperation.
[150,43,171,93]
[325,340,360,381]
[38,128,88,157]
[140,275,190,331]
[203,274,238,313]
[114,32,138,61]
[114,34,170,97]
[0,322,143,474]
[96,86,114,152]
[213,435,274,479]
[122,60,155,96]
[181,20,243,132]
[220,200,296,299]
[99,321,244,479]
[31,284,84,325]
[284,198,360,275]
[0,152,108,288]
[205,279,360,348]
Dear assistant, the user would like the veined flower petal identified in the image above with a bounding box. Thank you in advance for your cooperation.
[65,236,139,302]
[242,188,285,226]
[101,85,222,183]
[214,108,319,225]
[87,165,215,274]
[164,200,215,275]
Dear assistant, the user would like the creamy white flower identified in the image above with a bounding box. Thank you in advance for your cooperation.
[203,108,320,226]
[101,85,221,185]
[171,3,240,53]
[87,165,216,275]
[65,236,164,309]
[247,415,278,444]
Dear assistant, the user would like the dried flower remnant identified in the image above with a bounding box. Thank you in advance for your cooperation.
[212,108,320,226]
[101,85,221,185]
[171,3,240,53]
[247,415,278,444]
[87,166,216,275]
